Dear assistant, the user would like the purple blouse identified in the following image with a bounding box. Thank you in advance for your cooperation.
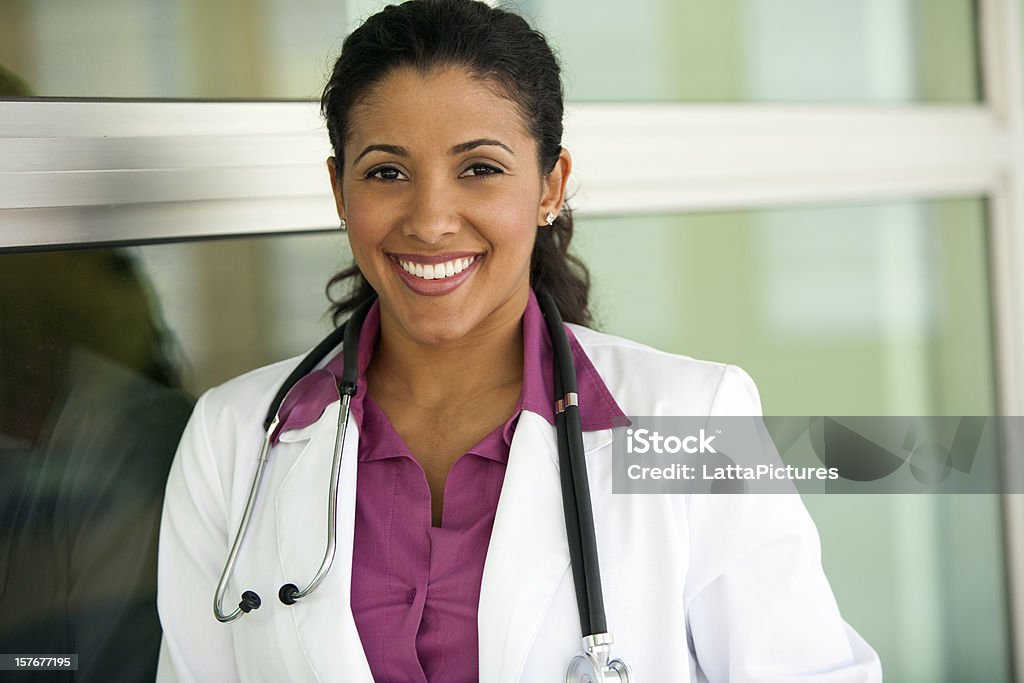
[274,290,628,682]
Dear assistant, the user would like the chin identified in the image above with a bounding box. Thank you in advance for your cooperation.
[392,298,478,346]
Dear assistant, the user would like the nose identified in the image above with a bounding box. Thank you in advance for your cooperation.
[402,175,461,245]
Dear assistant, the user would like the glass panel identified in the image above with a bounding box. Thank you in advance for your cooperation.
[0,0,979,102]
[132,233,350,394]
[573,198,1009,681]
[0,232,349,674]
[523,0,980,102]
[0,0,350,99]
[1,200,1009,680]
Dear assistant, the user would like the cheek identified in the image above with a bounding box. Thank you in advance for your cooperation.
[343,226,391,289]
[494,206,539,265]
[346,230,385,278]
[467,187,540,246]
[343,196,394,256]
[345,190,396,229]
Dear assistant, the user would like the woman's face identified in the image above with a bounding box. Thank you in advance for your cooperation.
[328,65,570,347]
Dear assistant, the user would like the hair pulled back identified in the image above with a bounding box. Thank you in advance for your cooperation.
[321,0,592,326]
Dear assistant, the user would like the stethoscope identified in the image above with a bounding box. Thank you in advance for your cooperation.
[213,290,632,682]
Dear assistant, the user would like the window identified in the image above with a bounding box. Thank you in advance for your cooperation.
[2,0,1023,678]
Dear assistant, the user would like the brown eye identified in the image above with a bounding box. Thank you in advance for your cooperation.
[460,163,502,178]
[367,166,406,181]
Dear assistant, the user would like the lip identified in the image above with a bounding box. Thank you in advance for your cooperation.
[387,252,484,297]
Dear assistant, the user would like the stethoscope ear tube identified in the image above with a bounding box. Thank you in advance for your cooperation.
[215,296,376,622]
[264,323,349,431]
[275,295,376,606]
[276,391,352,604]
[214,419,278,623]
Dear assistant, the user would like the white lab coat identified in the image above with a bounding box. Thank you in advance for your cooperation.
[156,325,883,682]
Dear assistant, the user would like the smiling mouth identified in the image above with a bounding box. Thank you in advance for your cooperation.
[393,255,479,280]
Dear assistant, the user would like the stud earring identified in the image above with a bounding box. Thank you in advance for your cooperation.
[545,212,557,226]
[339,218,347,232]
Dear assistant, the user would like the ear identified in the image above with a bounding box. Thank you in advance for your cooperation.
[538,147,572,226]
[326,157,346,220]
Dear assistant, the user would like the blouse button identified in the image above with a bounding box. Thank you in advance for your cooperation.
[407,589,417,604]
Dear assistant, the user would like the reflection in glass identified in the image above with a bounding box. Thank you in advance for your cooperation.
[576,199,994,416]
[572,198,1009,682]
[0,250,193,681]
[0,232,348,678]
[132,233,348,395]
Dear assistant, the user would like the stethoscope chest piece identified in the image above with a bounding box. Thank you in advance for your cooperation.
[565,633,634,683]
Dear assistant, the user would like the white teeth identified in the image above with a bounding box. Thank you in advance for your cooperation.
[398,255,478,281]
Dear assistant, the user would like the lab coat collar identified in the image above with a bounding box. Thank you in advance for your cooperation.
[273,290,630,446]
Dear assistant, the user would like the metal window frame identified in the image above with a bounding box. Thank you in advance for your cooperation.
[0,101,339,248]
[0,101,1009,247]
[979,1,1024,680]
[1,0,1023,677]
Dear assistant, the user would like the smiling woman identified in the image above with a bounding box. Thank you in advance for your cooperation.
[326,65,568,348]
[155,1,883,682]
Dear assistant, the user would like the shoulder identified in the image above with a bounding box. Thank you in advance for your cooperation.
[568,324,762,416]
[204,355,302,415]
[166,353,316,497]
[186,353,310,453]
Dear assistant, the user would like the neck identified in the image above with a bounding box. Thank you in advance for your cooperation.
[367,291,527,410]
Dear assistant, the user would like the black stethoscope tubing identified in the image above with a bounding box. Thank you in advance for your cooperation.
[255,291,605,639]
[262,297,368,433]
[536,290,606,638]
[215,290,624,678]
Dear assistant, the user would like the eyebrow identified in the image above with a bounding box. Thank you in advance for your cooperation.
[352,138,514,165]
[353,144,408,165]
[449,138,515,156]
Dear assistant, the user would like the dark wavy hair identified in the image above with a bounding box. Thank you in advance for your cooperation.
[321,0,592,326]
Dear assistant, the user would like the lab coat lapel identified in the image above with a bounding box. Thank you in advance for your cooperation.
[273,402,374,682]
[270,403,617,682]
[478,411,574,683]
